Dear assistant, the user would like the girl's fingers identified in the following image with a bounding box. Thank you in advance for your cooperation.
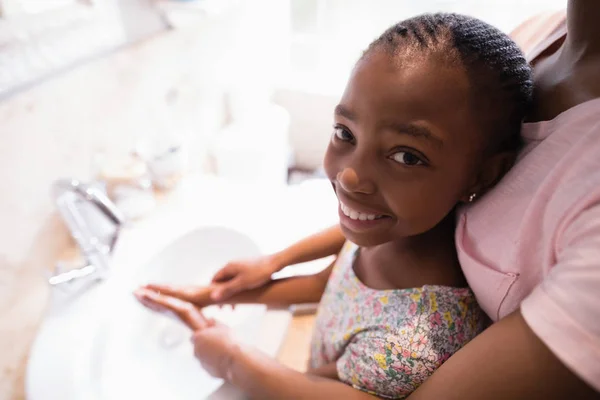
[142,283,198,303]
[134,288,208,330]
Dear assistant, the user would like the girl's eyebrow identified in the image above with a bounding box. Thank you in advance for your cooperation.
[385,122,444,149]
[335,103,444,149]
[334,104,357,121]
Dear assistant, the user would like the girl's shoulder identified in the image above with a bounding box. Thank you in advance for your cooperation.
[413,285,490,341]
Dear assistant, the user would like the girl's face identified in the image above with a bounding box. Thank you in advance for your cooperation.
[324,50,488,247]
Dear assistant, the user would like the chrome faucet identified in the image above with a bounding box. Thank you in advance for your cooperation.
[49,179,125,293]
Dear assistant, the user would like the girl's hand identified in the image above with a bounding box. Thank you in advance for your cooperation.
[134,288,377,399]
[210,255,282,301]
[136,284,214,308]
[191,320,238,380]
[133,288,238,380]
[133,287,212,330]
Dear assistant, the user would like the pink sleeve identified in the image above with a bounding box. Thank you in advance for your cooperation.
[521,204,600,391]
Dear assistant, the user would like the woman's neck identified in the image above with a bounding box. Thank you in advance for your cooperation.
[528,0,600,122]
[563,0,600,59]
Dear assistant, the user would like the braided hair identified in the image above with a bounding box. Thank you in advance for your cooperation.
[364,13,533,153]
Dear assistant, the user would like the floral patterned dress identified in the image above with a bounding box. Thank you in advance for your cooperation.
[310,242,488,399]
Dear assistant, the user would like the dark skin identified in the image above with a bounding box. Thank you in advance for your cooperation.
[528,1,600,123]
[325,50,489,290]
[136,1,600,398]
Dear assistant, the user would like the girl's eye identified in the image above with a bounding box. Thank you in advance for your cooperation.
[333,126,354,142]
[392,151,424,166]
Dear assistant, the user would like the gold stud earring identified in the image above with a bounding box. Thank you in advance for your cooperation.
[468,193,477,203]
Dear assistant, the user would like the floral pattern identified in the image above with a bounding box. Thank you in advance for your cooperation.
[310,242,488,399]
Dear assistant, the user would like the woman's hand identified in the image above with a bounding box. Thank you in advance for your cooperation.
[209,255,283,301]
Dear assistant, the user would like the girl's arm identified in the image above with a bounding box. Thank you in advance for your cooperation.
[269,224,346,270]
[137,260,335,309]
[227,344,378,400]
[210,224,345,301]
[138,276,380,400]
[215,261,334,307]
[217,342,377,400]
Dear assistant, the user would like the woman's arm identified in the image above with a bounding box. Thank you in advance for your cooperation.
[407,311,598,399]
[306,362,339,380]
[415,201,600,398]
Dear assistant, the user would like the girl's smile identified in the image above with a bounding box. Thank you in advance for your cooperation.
[338,198,393,233]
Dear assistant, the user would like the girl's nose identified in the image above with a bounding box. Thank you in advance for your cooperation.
[337,167,375,194]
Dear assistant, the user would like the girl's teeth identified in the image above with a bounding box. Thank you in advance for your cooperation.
[340,202,382,221]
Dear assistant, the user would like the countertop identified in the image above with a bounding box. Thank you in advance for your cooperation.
[277,314,317,372]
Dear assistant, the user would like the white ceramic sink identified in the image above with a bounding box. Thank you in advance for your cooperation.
[94,227,265,399]
[27,176,340,400]
[28,227,269,400]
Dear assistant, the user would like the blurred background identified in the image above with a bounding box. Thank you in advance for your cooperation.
[0,1,565,398]
[0,0,567,254]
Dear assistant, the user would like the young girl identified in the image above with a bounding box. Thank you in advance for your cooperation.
[135,13,532,399]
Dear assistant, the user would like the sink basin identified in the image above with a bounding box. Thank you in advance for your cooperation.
[27,176,341,400]
[93,227,265,399]
[27,226,268,400]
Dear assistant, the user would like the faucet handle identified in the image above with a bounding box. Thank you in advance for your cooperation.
[47,262,100,293]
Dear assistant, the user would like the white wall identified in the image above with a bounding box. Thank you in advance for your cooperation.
[274,88,338,170]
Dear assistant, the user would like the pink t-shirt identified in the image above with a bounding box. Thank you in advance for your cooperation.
[456,96,600,390]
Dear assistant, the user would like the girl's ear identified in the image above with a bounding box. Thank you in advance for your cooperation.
[460,150,517,203]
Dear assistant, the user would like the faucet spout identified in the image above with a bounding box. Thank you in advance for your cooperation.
[49,179,125,292]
